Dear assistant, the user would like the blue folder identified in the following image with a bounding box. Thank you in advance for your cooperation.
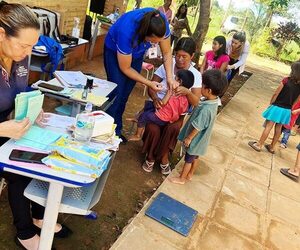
[145,192,198,237]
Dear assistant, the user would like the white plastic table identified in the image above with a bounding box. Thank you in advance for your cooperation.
[31,77,117,117]
[0,139,110,249]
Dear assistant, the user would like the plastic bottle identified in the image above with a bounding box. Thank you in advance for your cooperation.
[74,103,95,142]
[82,86,88,100]
[72,17,80,38]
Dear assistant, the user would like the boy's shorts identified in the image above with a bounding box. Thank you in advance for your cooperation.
[184,152,199,163]
[297,143,300,151]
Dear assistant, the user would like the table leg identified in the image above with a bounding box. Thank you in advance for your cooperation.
[38,182,64,250]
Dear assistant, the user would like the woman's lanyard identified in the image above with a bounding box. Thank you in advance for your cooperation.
[0,65,11,88]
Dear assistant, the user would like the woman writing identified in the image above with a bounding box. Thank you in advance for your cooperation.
[142,37,202,174]
[170,4,192,48]
[226,31,250,82]
[104,8,176,142]
[0,3,70,249]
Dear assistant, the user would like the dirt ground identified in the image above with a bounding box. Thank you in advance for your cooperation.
[0,56,251,250]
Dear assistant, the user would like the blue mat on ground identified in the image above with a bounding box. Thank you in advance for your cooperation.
[145,192,198,237]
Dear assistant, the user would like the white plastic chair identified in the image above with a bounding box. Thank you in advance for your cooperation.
[24,153,115,218]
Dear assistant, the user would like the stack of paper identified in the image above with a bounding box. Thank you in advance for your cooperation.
[15,90,44,123]
[15,125,64,151]
[54,71,87,88]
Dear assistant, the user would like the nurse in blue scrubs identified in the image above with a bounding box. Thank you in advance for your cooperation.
[104,8,176,142]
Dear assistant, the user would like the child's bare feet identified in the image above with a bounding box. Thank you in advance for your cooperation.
[128,135,142,141]
[186,174,193,181]
[169,177,186,184]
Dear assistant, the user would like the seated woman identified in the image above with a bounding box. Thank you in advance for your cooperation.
[0,3,71,249]
[200,35,229,74]
[141,37,202,175]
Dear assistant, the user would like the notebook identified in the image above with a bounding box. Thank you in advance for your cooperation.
[145,192,198,237]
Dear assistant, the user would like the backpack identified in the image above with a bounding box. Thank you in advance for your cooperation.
[31,7,61,42]
[35,35,64,76]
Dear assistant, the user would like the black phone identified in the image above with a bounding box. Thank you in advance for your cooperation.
[38,82,64,92]
[9,149,48,164]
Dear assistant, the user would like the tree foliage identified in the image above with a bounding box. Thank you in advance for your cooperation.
[271,21,300,58]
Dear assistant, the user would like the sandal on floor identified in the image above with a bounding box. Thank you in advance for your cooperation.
[248,141,261,152]
[280,168,299,182]
[160,163,171,175]
[142,160,155,173]
[265,144,275,154]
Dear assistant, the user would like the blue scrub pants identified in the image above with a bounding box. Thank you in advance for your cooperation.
[104,46,144,136]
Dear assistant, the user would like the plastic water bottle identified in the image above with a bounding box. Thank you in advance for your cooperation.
[74,103,95,142]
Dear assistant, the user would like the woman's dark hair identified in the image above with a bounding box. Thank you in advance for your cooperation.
[175,4,188,19]
[0,2,39,37]
[213,35,227,60]
[133,9,166,46]
[174,37,196,56]
[233,31,246,43]
[202,69,228,96]
[290,61,300,84]
[177,69,194,89]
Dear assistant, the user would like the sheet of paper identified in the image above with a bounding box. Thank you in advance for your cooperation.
[55,71,87,87]
[71,91,108,107]
[15,125,64,151]
[26,94,44,123]
[45,113,75,129]
[15,90,42,120]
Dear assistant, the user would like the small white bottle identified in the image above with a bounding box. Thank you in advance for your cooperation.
[74,103,95,142]
[72,17,80,38]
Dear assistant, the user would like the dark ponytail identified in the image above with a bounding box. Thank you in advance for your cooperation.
[132,10,166,47]
[213,35,227,60]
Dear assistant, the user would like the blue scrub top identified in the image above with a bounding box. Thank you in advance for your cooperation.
[0,57,28,122]
[105,8,171,59]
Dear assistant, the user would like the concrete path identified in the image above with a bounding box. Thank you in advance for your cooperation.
[110,66,300,250]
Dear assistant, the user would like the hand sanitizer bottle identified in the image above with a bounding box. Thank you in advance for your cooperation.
[74,103,95,142]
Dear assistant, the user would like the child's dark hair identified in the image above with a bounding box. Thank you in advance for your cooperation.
[290,61,300,84]
[175,4,188,19]
[202,69,228,96]
[174,37,196,56]
[213,35,227,60]
[177,69,194,89]
[132,9,166,47]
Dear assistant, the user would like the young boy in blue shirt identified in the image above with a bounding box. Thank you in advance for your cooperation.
[169,69,228,184]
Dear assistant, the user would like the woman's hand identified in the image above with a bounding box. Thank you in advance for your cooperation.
[227,65,235,70]
[167,78,179,91]
[35,110,50,127]
[175,86,190,96]
[149,81,163,92]
[0,118,31,139]
[153,98,163,109]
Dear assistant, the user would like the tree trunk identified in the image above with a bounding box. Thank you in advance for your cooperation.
[192,0,211,66]
[264,9,273,30]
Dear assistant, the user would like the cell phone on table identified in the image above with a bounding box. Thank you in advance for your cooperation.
[38,82,64,92]
[9,149,48,164]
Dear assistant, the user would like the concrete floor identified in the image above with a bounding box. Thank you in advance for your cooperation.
[110,64,300,250]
